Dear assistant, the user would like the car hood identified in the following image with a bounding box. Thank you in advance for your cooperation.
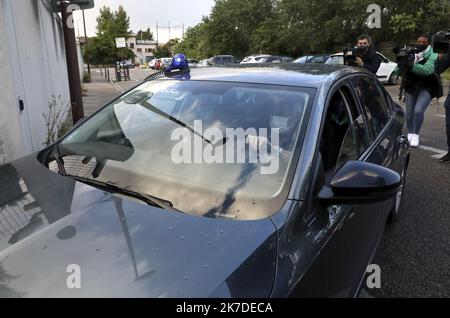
[0,155,277,298]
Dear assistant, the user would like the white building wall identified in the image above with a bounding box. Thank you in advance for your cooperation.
[126,36,157,64]
[0,5,24,165]
[0,0,70,164]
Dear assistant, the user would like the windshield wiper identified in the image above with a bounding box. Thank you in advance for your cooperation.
[140,100,227,147]
[52,144,67,176]
[71,176,181,213]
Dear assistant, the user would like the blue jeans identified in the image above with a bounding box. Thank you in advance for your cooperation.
[405,89,432,134]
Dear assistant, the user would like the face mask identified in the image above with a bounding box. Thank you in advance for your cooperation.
[357,45,369,54]
[270,116,289,132]
[416,44,428,52]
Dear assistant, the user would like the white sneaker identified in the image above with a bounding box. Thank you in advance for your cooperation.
[410,134,420,148]
[407,134,413,144]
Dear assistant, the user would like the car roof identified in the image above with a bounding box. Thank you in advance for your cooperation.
[331,51,385,57]
[166,63,369,88]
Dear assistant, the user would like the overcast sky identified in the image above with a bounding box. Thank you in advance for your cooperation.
[73,0,214,43]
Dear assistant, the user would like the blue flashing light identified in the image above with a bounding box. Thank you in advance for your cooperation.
[164,53,191,79]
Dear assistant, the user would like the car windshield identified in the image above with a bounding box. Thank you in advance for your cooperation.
[50,80,314,220]
[293,56,309,63]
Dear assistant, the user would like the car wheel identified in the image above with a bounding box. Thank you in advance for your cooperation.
[388,166,407,223]
[388,72,399,85]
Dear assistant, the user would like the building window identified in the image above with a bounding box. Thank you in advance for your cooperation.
[137,48,142,53]
[130,43,135,49]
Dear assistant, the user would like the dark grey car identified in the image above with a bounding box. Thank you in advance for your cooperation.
[0,64,409,297]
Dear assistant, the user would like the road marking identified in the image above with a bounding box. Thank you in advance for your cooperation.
[418,145,447,158]
[110,81,125,93]
[436,114,446,119]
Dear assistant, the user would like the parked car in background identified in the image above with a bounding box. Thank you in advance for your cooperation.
[240,54,272,64]
[280,56,294,63]
[294,55,331,64]
[209,55,238,66]
[149,59,159,69]
[198,59,210,68]
[120,60,135,68]
[325,52,399,85]
[187,59,200,68]
[241,55,294,64]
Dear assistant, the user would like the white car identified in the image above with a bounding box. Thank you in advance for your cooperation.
[325,52,399,85]
[149,59,157,69]
[240,54,272,64]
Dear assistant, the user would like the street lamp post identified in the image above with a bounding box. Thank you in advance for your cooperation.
[82,9,90,76]
[60,0,84,124]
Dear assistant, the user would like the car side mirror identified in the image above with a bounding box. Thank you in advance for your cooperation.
[318,161,402,204]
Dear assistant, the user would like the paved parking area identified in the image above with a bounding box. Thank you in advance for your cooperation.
[370,84,450,298]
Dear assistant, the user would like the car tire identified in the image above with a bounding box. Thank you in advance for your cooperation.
[388,166,407,223]
[388,72,399,85]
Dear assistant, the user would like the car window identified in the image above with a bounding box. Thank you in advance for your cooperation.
[294,56,308,63]
[309,56,324,63]
[268,57,282,63]
[325,56,343,65]
[351,76,391,137]
[222,56,234,64]
[320,86,371,178]
[377,81,394,111]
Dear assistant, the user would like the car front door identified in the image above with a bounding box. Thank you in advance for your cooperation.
[376,53,390,81]
[297,80,390,297]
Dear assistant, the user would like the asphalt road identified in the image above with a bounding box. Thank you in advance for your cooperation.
[369,84,450,298]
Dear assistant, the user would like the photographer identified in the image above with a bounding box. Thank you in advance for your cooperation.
[434,31,450,162]
[393,35,443,148]
[345,34,381,74]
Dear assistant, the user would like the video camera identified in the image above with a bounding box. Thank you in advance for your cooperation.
[393,45,420,67]
[432,31,450,54]
[343,45,369,66]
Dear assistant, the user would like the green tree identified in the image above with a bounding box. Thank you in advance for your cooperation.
[84,5,135,65]
[203,0,275,58]
[136,28,154,41]
[174,0,450,59]
[83,36,116,66]
[174,22,211,59]
[154,39,181,58]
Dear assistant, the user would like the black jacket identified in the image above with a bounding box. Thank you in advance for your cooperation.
[436,54,450,108]
[362,47,382,74]
[436,53,450,92]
